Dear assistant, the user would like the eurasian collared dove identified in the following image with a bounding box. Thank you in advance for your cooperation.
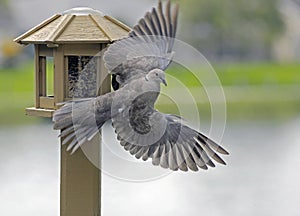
[53,0,229,171]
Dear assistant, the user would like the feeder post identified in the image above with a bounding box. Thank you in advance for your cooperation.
[60,44,111,216]
[60,137,101,216]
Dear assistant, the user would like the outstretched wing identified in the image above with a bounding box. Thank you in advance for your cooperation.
[103,0,179,90]
[112,106,229,172]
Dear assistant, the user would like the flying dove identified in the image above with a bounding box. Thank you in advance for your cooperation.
[53,0,229,171]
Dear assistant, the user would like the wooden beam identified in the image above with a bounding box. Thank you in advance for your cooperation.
[39,56,47,97]
[46,15,75,42]
[98,43,111,95]
[35,45,41,108]
[25,107,54,117]
[39,45,54,57]
[40,96,55,109]
[60,135,101,216]
[53,45,65,108]
[89,15,113,41]
[104,15,132,32]
[14,14,61,44]
[63,44,101,56]
[60,43,110,216]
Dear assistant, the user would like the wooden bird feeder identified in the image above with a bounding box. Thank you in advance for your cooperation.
[14,7,130,118]
[14,7,131,216]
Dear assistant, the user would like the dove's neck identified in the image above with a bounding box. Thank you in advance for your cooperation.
[140,79,161,105]
[146,80,160,93]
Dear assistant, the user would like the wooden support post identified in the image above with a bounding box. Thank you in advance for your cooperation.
[60,135,101,216]
[34,45,41,108]
[54,45,65,108]
[97,44,111,96]
[60,44,110,216]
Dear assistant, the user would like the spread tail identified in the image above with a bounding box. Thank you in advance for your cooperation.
[53,97,111,154]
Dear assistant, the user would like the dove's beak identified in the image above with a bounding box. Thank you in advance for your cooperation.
[161,78,167,86]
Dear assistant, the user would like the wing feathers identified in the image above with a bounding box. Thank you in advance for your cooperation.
[135,146,146,159]
[133,25,144,37]
[197,138,227,165]
[142,147,151,161]
[188,144,208,170]
[160,144,169,168]
[138,19,152,36]
[104,1,179,88]
[194,141,215,168]
[114,111,229,172]
[173,144,188,171]
[171,3,179,38]
[165,0,171,37]
[151,8,163,36]
[145,12,158,35]
[198,133,229,155]
[157,0,168,37]
[181,144,198,171]
[167,142,178,171]
[152,145,161,166]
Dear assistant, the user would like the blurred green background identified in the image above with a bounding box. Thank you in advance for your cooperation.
[1,0,299,125]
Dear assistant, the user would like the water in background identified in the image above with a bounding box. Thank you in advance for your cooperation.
[0,119,299,216]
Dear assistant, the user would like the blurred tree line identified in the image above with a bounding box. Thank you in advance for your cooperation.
[179,0,285,61]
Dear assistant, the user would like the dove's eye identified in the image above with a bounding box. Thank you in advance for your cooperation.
[155,73,158,76]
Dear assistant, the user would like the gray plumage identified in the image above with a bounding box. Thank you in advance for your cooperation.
[53,0,229,171]
[105,0,179,90]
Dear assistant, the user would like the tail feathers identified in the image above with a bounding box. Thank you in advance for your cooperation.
[53,98,105,154]
[53,98,92,129]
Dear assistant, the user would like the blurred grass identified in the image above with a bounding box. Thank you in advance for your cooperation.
[0,61,300,126]
[167,62,300,86]
[215,63,300,86]
[162,62,300,121]
[0,62,34,93]
[0,62,51,125]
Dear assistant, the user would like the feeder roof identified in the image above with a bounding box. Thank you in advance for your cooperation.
[14,7,131,44]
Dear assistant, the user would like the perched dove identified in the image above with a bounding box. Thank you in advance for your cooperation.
[53,0,229,171]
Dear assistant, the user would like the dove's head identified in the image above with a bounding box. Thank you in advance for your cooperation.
[146,69,167,86]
